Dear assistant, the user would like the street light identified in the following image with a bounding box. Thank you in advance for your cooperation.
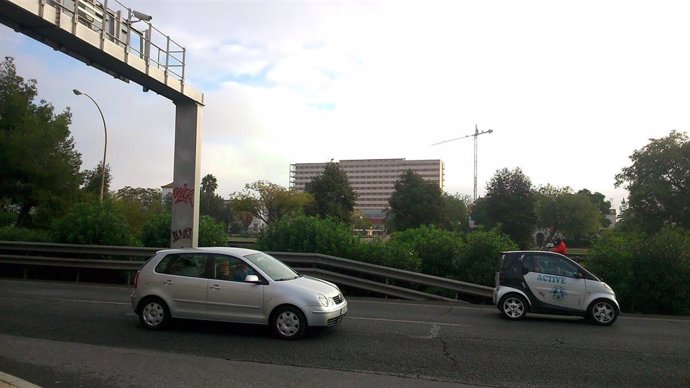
[73,89,108,202]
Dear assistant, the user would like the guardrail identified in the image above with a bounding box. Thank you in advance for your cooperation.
[0,241,494,302]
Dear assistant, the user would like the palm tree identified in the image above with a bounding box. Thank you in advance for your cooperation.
[200,174,218,208]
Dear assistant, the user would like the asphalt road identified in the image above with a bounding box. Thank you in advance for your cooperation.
[0,279,688,387]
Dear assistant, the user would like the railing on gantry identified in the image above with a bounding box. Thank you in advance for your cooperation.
[49,0,186,82]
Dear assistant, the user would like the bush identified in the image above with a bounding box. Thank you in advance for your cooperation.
[198,215,228,247]
[588,227,690,315]
[256,215,358,256]
[0,225,52,242]
[53,201,137,246]
[0,211,18,227]
[348,237,421,272]
[388,225,462,277]
[140,212,172,248]
[456,228,519,286]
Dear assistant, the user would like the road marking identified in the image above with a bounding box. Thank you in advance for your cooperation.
[350,299,484,311]
[41,297,129,306]
[349,316,472,328]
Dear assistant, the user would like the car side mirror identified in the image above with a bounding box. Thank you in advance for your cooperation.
[244,275,261,283]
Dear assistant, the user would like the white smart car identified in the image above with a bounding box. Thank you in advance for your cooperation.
[493,251,619,326]
[131,247,347,339]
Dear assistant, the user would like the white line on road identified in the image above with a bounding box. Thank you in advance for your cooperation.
[349,316,472,328]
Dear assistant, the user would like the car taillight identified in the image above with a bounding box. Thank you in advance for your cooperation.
[133,271,140,289]
[498,272,504,286]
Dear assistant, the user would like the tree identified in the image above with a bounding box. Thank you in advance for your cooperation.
[477,168,536,248]
[53,201,136,246]
[577,189,613,228]
[113,186,163,236]
[304,161,357,223]
[535,184,573,241]
[200,174,218,209]
[201,174,218,194]
[81,163,112,199]
[615,130,690,232]
[554,193,602,243]
[440,193,469,232]
[198,174,233,229]
[0,57,82,227]
[386,170,444,232]
[229,181,311,226]
[198,215,227,246]
[141,212,172,248]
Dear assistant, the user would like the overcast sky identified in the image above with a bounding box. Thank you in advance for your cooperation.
[2,0,688,209]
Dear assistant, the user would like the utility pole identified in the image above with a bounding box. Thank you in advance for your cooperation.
[431,124,494,201]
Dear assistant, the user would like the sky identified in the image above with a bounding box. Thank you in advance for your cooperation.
[2,0,689,210]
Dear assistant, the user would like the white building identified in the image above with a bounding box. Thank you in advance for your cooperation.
[290,158,444,220]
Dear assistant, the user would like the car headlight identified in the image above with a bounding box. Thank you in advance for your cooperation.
[317,294,330,307]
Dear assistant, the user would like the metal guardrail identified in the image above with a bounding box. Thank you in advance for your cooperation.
[0,241,494,302]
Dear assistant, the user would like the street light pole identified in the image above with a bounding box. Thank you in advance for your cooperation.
[73,89,108,202]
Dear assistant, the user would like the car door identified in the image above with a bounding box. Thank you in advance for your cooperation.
[205,255,266,324]
[522,253,586,311]
[153,253,210,319]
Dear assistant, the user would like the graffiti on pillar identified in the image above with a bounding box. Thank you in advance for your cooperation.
[173,183,194,206]
[172,227,193,243]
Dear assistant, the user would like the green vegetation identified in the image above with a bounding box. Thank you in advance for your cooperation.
[2,57,689,315]
[587,227,690,315]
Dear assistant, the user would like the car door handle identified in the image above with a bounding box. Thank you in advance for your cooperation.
[164,280,173,285]
[209,284,221,290]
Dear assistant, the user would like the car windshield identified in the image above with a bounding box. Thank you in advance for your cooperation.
[244,252,299,281]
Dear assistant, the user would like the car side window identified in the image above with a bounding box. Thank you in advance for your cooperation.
[156,254,207,278]
[214,255,257,282]
[533,254,579,278]
[553,257,579,278]
[532,254,555,275]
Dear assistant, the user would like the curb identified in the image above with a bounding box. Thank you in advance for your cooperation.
[0,372,40,388]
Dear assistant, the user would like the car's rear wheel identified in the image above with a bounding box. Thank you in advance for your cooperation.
[271,306,307,340]
[139,297,170,330]
[499,294,528,320]
[588,299,618,326]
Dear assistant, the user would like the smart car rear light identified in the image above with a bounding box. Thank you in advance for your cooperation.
[133,271,140,289]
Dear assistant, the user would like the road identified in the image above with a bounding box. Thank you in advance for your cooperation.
[0,279,688,387]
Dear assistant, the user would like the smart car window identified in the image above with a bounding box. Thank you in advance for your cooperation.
[523,255,539,273]
[532,254,557,276]
[553,257,579,278]
[155,254,206,277]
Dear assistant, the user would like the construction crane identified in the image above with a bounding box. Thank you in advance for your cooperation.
[431,124,494,201]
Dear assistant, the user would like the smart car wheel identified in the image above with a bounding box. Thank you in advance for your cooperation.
[499,294,528,320]
[588,299,618,326]
[271,306,307,340]
[139,297,170,330]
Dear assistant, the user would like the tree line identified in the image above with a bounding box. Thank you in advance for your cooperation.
[2,56,689,315]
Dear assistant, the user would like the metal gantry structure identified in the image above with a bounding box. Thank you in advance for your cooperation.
[0,0,204,248]
[431,124,494,201]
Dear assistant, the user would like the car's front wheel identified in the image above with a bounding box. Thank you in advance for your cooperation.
[588,299,618,326]
[271,306,307,340]
[499,294,528,320]
[138,297,170,330]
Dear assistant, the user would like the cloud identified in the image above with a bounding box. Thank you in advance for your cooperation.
[3,0,690,210]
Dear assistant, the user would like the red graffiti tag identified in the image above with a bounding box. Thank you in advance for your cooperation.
[173,184,194,206]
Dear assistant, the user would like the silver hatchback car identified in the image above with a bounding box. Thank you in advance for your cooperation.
[131,247,347,339]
